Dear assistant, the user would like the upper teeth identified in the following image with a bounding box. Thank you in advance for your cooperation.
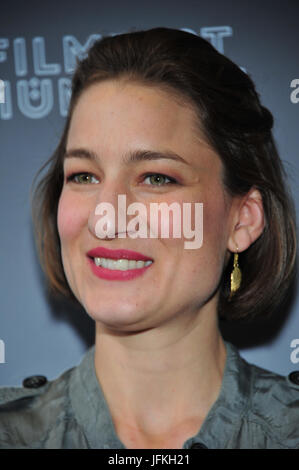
[93,257,152,270]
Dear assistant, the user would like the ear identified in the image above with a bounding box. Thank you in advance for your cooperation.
[227,188,265,253]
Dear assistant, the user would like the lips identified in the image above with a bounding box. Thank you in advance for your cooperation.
[86,246,154,281]
[87,247,153,262]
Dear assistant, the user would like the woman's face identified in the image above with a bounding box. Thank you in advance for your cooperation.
[58,80,236,332]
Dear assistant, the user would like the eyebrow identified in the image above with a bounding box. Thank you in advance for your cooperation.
[64,148,190,166]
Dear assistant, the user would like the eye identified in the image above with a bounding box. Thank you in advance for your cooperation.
[66,172,99,184]
[143,173,177,186]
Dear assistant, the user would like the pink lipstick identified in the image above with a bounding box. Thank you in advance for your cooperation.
[87,247,153,281]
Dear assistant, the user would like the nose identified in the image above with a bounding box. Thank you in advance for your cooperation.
[88,178,131,240]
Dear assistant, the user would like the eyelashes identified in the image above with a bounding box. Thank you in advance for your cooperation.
[65,173,99,184]
[142,173,178,186]
[65,172,179,187]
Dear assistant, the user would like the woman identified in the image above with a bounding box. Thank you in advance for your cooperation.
[0,27,298,449]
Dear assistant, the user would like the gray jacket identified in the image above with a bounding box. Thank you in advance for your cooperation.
[1,341,299,449]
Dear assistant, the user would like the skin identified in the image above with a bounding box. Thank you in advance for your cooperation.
[57,79,264,448]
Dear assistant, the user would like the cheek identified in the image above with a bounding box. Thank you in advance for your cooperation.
[145,194,199,242]
[57,191,87,243]
[205,195,229,243]
[200,192,231,275]
[184,187,230,269]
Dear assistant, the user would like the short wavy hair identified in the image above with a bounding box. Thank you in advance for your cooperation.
[31,27,297,321]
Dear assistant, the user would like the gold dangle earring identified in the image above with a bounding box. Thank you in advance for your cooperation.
[229,247,242,299]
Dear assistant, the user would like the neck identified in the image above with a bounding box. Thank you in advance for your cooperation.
[94,302,226,440]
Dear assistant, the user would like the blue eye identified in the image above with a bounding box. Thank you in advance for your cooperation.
[66,173,99,184]
[143,173,177,186]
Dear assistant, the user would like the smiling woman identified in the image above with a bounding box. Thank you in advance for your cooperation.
[0,27,298,449]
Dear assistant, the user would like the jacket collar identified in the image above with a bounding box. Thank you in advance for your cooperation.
[69,341,251,449]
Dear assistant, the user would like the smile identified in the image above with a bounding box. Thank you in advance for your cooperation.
[87,247,154,281]
[93,257,153,270]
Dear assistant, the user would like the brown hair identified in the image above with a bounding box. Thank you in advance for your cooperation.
[31,27,297,321]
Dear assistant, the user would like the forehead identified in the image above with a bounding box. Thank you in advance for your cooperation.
[67,80,221,172]
[69,80,198,133]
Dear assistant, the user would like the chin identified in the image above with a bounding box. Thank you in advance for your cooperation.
[83,299,150,332]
